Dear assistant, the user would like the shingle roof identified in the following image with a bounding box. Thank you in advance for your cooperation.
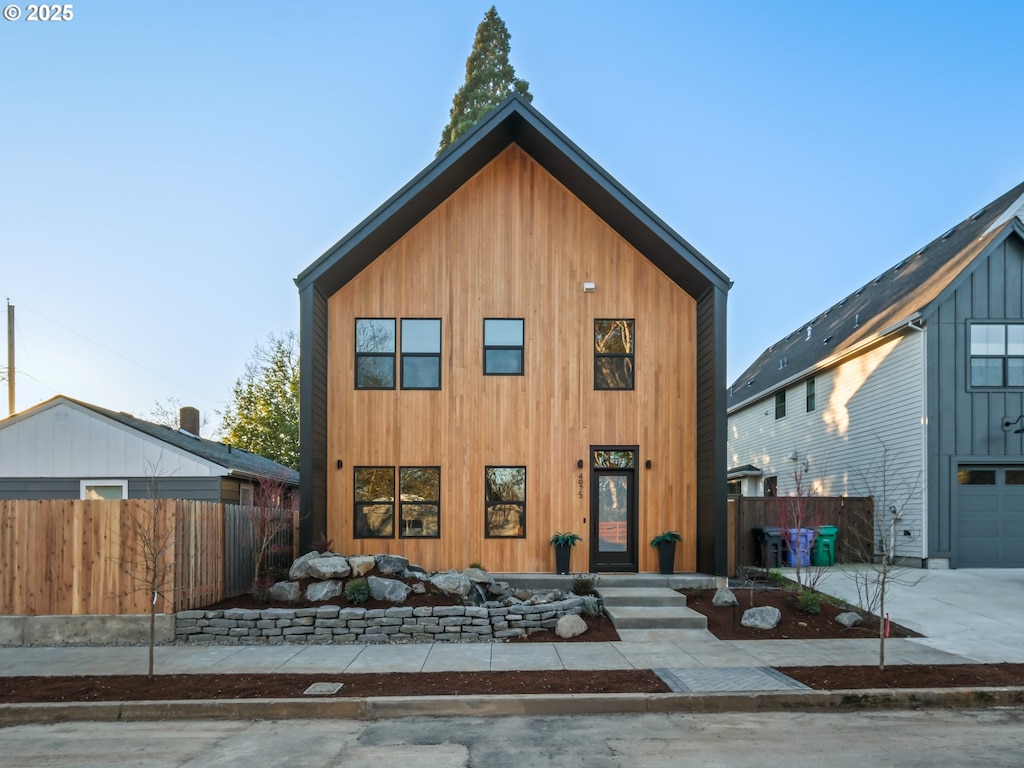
[728,180,1024,410]
[61,396,299,484]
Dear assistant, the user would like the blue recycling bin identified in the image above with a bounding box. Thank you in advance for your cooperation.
[785,528,815,567]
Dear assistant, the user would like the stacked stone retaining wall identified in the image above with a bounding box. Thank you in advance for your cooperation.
[175,597,585,644]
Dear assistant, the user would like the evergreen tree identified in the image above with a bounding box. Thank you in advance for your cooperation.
[220,332,300,470]
[438,6,532,155]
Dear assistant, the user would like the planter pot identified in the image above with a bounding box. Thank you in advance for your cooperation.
[554,544,572,575]
[656,540,676,575]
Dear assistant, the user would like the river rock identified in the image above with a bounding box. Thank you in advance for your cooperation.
[712,587,738,607]
[741,605,782,629]
[555,613,588,638]
[835,611,864,628]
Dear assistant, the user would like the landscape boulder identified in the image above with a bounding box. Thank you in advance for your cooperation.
[307,556,351,580]
[288,551,321,581]
[555,613,588,639]
[712,587,738,607]
[835,611,864,628]
[306,579,344,602]
[368,575,411,603]
[269,580,302,603]
[347,555,376,577]
[376,555,410,576]
[430,569,472,597]
[741,605,782,630]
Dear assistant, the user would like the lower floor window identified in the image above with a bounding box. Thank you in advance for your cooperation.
[485,466,526,538]
[354,467,395,538]
[355,466,441,538]
[400,466,440,538]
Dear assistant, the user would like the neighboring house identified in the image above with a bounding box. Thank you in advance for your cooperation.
[0,395,298,503]
[295,95,731,575]
[727,180,1024,568]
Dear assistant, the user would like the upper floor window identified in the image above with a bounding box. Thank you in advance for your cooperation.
[401,319,441,389]
[355,319,396,389]
[594,319,635,390]
[805,379,816,412]
[970,323,1024,388]
[484,319,524,375]
[774,391,786,419]
[763,476,778,497]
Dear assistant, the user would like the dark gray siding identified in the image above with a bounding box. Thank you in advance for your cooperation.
[695,286,729,575]
[299,283,329,552]
[0,476,225,501]
[926,231,1024,564]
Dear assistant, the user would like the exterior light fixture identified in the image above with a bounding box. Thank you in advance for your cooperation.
[583,282,596,293]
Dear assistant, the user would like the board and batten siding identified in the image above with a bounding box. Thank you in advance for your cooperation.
[325,145,699,574]
[728,328,927,560]
[926,231,1024,563]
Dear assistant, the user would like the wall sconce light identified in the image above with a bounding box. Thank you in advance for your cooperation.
[577,459,584,469]
[645,459,652,469]
[583,281,596,293]
[1004,415,1024,434]
[336,460,343,469]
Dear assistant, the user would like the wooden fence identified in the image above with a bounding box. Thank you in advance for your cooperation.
[0,499,298,616]
[728,495,874,575]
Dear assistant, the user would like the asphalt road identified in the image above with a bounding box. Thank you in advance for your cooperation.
[2,709,1024,767]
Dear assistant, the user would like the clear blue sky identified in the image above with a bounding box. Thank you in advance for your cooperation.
[3,1,1022,431]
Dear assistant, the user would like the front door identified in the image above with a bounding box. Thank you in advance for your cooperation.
[589,447,638,572]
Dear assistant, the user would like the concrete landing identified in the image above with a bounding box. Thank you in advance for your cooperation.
[599,586,708,630]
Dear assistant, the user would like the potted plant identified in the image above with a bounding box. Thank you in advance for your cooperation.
[549,532,582,575]
[650,531,681,574]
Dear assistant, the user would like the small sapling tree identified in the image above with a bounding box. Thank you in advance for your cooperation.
[244,474,297,593]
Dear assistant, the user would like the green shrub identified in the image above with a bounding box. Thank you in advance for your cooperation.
[468,561,483,570]
[796,590,822,615]
[571,574,598,595]
[345,577,370,605]
[579,595,602,616]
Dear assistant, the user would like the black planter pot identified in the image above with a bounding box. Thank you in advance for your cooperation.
[656,540,676,575]
[554,544,572,575]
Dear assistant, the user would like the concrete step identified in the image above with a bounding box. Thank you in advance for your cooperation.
[493,573,715,591]
[597,587,688,608]
[604,605,708,630]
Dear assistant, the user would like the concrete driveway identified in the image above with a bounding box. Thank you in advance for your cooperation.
[809,565,1024,663]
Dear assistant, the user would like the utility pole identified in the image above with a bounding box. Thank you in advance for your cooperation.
[7,301,14,416]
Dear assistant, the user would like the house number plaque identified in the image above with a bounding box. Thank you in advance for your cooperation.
[577,472,584,498]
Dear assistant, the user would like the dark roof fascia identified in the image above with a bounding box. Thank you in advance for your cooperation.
[295,95,730,301]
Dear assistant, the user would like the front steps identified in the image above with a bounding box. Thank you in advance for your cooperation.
[598,586,708,630]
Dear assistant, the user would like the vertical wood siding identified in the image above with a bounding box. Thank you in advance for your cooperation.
[325,146,699,573]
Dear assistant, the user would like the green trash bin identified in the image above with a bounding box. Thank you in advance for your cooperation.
[811,525,838,566]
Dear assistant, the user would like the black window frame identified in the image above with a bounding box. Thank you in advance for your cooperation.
[354,318,396,390]
[763,476,778,497]
[483,318,525,376]
[401,318,442,390]
[806,378,816,412]
[484,465,527,539]
[399,466,441,539]
[353,466,396,539]
[968,322,1024,389]
[594,319,635,391]
[775,391,786,419]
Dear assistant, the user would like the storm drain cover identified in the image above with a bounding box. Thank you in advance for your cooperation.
[303,682,344,696]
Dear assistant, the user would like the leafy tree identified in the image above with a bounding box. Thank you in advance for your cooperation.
[437,5,532,155]
[220,332,299,470]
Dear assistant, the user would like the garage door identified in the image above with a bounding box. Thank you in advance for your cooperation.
[956,466,1024,567]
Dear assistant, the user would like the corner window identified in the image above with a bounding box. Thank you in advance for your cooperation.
[81,480,127,500]
[594,319,634,390]
[775,392,786,419]
[970,323,1024,388]
[355,319,396,389]
[399,467,440,538]
[354,467,395,538]
[763,476,778,497]
[401,319,441,389]
[806,379,816,412]
[484,318,524,375]
[727,479,742,495]
[484,466,526,538]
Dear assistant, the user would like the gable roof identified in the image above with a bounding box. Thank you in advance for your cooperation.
[1,396,298,484]
[296,94,731,300]
[728,180,1024,411]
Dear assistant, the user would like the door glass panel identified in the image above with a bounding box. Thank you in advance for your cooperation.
[593,450,635,468]
[597,474,629,553]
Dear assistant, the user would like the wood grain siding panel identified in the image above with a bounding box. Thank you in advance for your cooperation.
[325,146,698,573]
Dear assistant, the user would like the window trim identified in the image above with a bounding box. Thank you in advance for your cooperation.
[483,318,525,376]
[399,466,441,539]
[80,479,128,500]
[594,318,635,391]
[354,318,396,390]
[400,318,442,390]
[484,465,527,539]
[805,378,816,412]
[968,321,1024,389]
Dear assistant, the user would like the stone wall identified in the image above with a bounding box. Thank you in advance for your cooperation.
[175,597,585,644]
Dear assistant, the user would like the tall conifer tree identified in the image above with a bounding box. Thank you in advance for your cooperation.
[438,6,532,155]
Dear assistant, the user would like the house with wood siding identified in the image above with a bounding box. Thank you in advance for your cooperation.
[295,95,731,575]
[727,180,1024,568]
[0,395,298,503]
